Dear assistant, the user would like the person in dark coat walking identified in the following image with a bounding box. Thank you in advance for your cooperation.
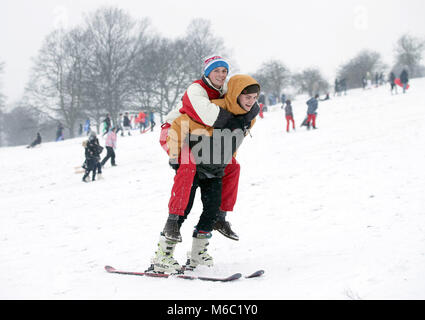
[122,112,132,136]
[389,71,397,95]
[400,69,409,93]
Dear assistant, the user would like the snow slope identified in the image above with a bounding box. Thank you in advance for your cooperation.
[1,80,425,300]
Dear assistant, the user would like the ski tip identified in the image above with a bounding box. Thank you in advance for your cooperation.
[245,270,265,278]
[229,273,242,280]
[105,265,116,272]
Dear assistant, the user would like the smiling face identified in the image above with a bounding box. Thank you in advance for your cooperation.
[237,92,258,111]
[207,67,228,88]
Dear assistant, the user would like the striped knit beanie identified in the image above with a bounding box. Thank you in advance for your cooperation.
[203,55,229,77]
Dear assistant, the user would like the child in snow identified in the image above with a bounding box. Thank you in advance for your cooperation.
[284,100,295,132]
[82,131,103,182]
[100,127,117,167]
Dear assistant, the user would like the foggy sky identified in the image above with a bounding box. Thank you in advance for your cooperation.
[1,0,425,104]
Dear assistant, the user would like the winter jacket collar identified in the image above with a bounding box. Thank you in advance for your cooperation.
[202,75,227,97]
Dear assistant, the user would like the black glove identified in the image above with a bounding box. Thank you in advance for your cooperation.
[225,116,246,131]
[169,160,180,171]
[224,102,260,131]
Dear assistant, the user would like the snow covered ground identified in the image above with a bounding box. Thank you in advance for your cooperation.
[1,79,425,300]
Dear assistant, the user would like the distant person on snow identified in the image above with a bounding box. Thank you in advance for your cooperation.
[321,93,330,101]
[137,111,147,132]
[116,113,124,136]
[366,72,372,90]
[400,69,409,94]
[149,111,156,132]
[56,122,64,141]
[102,114,111,137]
[334,79,340,96]
[84,118,91,136]
[100,127,117,167]
[284,99,295,132]
[122,112,132,136]
[305,94,319,130]
[389,71,397,95]
[27,132,42,148]
[82,131,104,182]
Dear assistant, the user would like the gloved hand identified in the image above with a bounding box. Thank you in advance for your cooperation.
[169,159,180,171]
[225,116,246,131]
[224,102,260,131]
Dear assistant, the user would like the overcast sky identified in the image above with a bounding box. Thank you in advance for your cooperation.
[1,0,425,103]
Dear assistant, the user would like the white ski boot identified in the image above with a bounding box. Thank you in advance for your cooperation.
[186,231,213,270]
[150,234,181,274]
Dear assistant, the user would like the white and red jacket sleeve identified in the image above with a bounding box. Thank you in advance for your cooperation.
[166,80,233,128]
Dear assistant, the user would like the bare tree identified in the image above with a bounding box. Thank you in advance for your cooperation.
[394,34,425,77]
[152,38,195,119]
[252,60,291,101]
[130,19,230,121]
[25,27,90,138]
[293,68,330,97]
[84,6,151,126]
[337,50,387,89]
[184,19,229,79]
[129,36,188,121]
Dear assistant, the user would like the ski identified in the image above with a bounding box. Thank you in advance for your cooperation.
[245,270,265,278]
[104,265,241,282]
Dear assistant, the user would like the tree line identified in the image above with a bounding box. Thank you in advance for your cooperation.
[0,6,424,147]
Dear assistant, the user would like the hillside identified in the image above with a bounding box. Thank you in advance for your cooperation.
[1,79,425,299]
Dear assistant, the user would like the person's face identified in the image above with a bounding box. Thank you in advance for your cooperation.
[208,67,228,88]
[238,93,258,111]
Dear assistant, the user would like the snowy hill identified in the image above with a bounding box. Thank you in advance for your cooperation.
[1,80,425,299]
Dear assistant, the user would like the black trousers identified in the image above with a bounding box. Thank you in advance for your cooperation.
[101,146,115,166]
[178,174,222,233]
[83,159,100,180]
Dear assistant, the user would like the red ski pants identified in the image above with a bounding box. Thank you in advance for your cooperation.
[168,147,240,216]
[286,115,295,131]
[307,114,317,127]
